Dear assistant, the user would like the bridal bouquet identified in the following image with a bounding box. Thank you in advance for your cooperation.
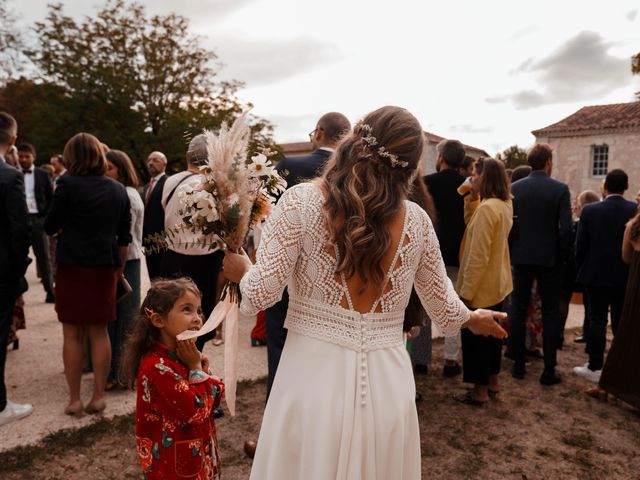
[170,114,287,301]
[169,114,286,416]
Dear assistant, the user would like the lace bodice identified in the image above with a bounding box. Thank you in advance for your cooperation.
[239,183,469,341]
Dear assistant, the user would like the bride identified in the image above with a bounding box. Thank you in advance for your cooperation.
[223,106,507,479]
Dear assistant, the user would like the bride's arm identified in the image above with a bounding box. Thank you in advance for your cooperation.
[223,186,305,316]
[413,208,507,339]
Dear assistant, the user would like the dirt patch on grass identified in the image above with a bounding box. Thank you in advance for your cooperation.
[2,335,639,479]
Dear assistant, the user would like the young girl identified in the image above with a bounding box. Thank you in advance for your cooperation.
[121,278,224,479]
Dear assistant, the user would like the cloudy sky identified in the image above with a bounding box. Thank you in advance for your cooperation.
[12,0,640,154]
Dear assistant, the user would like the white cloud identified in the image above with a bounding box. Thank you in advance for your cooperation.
[210,36,342,87]
[498,31,631,109]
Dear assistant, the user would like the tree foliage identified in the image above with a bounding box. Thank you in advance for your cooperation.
[2,0,276,175]
[632,52,640,75]
[0,0,26,82]
[496,145,528,169]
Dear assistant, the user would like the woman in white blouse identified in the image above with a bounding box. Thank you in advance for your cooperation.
[105,149,144,389]
[224,106,507,479]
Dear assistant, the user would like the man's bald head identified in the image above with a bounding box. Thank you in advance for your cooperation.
[146,151,167,176]
[311,112,351,149]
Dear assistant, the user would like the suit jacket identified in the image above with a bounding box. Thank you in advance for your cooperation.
[44,174,131,267]
[31,167,53,217]
[424,169,465,267]
[275,148,332,190]
[142,174,168,244]
[0,160,31,280]
[575,195,638,289]
[510,171,572,267]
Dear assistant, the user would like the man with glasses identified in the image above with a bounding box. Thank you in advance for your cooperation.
[243,112,351,459]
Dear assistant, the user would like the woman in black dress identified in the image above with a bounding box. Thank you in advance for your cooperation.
[45,133,131,415]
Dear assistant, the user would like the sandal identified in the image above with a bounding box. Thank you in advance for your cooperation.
[585,387,608,402]
[85,399,106,414]
[453,391,487,407]
[64,400,84,416]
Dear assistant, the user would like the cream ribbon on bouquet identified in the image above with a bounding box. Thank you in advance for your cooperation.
[177,297,240,416]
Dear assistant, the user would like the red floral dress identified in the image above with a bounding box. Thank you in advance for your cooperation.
[136,342,224,479]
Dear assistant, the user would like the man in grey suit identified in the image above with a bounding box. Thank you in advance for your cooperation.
[509,143,572,385]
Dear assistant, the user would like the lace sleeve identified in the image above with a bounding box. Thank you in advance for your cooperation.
[413,208,470,336]
[239,185,306,315]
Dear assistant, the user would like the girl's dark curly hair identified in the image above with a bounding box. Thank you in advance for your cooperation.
[119,277,201,388]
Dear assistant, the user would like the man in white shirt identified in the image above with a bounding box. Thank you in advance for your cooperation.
[161,135,223,351]
[17,143,55,303]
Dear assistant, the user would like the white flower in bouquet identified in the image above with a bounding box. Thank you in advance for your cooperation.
[192,190,219,223]
[270,172,287,194]
[248,153,274,177]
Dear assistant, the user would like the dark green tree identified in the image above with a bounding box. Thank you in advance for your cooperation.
[25,0,275,176]
[496,145,528,169]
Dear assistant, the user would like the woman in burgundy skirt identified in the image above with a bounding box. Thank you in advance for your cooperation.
[45,133,131,415]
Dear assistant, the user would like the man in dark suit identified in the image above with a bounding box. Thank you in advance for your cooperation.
[0,112,33,426]
[142,151,168,279]
[573,169,638,383]
[17,143,55,303]
[424,139,467,377]
[265,112,351,399]
[509,143,572,385]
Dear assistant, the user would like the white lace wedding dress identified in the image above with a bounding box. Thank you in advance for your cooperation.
[240,183,470,480]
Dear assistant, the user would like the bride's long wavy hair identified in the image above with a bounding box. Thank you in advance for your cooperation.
[320,106,424,291]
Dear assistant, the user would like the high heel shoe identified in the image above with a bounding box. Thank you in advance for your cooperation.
[85,399,106,414]
[64,400,84,416]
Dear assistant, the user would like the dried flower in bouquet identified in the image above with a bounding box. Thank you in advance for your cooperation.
[163,113,286,302]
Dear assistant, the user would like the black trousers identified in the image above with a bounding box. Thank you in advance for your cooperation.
[509,264,563,370]
[145,251,165,281]
[585,286,625,370]
[0,277,19,411]
[161,250,224,351]
[462,302,503,386]
[265,289,289,401]
[29,215,54,296]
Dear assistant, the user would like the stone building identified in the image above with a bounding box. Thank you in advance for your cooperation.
[532,102,640,201]
[281,131,488,174]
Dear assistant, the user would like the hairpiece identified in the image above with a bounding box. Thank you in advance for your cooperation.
[357,123,409,169]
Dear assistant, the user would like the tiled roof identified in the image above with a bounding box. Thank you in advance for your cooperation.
[423,131,489,157]
[281,141,313,155]
[532,102,640,137]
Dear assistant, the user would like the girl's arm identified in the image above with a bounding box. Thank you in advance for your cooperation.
[142,358,222,424]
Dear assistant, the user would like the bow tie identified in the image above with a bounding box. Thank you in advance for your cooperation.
[23,170,32,174]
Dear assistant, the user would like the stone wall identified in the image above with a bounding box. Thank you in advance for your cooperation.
[536,129,640,204]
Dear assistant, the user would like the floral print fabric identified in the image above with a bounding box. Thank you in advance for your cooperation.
[135,342,224,479]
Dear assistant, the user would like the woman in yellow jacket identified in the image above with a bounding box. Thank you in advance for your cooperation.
[455,158,513,405]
